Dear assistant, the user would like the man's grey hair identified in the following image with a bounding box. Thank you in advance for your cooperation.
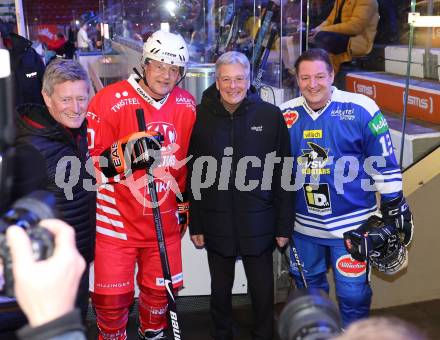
[215,51,250,79]
[42,59,90,95]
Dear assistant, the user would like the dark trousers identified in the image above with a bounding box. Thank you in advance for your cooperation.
[311,31,350,55]
[207,250,274,340]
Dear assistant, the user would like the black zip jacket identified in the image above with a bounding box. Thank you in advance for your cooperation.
[7,33,45,106]
[13,104,96,263]
[188,84,294,256]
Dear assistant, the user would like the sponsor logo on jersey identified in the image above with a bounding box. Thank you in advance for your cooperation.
[368,112,389,136]
[176,95,196,112]
[96,280,131,289]
[330,108,355,120]
[155,272,183,286]
[86,111,100,122]
[146,121,178,157]
[111,97,141,112]
[176,95,195,106]
[336,254,367,277]
[303,183,332,215]
[298,142,331,178]
[115,91,129,98]
[303,130,322,139]
[282,110,299,128]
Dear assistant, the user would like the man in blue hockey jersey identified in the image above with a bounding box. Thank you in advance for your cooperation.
[279,48,414,326]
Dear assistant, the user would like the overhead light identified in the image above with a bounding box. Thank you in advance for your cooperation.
[165,1,177,16]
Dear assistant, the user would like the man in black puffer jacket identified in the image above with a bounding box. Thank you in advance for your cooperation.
[12,59,96,323]
[188,51,294,340]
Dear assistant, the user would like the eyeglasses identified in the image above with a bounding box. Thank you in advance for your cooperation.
[147,60,181,77]
[218,76,248,86]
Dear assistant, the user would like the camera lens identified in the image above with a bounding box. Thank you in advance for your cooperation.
[278,288,342,340]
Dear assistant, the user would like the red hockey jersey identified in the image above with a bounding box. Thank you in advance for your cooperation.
[87,75,196,247]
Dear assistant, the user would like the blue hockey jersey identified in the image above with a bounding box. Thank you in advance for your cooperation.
[279,87,402,243]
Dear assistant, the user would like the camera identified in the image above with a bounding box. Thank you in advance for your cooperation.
[278,288,342,340]
[0,191,58,297]
[0,49,57,298]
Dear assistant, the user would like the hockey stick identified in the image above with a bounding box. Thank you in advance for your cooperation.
[251,1,277,69]
[290,236,308,289]
[224,14,239,53]
[136,108,182,340]
[252,23,278,89]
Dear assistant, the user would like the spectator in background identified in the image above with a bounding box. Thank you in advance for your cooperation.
[309,0,335,29]
[308,0,379,73]
[46,33,67,58]
[77,22,91,52]
[122,19,132,39]
[375,0,399,44]
[0,19,45,106]
[65,21,78,58]
[13,59,96,322]
[94,23,103,50]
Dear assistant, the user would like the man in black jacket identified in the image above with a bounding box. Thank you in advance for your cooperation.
[0,20,45,106]
[188,51,294,340]
[12,59,96,323]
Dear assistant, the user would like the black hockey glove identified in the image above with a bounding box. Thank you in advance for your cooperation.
[100,131,163,178]
[381,194,414,246]
[343,215,398,262]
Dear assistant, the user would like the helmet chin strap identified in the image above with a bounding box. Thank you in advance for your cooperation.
[176,68,187,87]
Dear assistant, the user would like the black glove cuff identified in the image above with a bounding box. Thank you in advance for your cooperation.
[100,148,118,178]
[176,192,188,203]
[381,193,406,218]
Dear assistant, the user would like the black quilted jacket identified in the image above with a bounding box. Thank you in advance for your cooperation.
[13,104,96,263]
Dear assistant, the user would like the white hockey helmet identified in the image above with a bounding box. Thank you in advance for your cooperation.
[142,30,189,72]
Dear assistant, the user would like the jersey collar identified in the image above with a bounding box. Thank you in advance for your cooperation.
[127,74,170,110]
[302,86,336,121]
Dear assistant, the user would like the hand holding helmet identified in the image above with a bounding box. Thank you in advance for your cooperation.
[343,215,408,275]
[343,215,396,262]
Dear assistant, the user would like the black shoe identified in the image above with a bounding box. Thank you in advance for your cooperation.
[138,328,167,340]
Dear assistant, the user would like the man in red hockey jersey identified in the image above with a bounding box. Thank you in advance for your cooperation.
[87,30,196,340]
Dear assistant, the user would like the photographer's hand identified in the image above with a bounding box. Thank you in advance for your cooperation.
[6,219,85,327]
